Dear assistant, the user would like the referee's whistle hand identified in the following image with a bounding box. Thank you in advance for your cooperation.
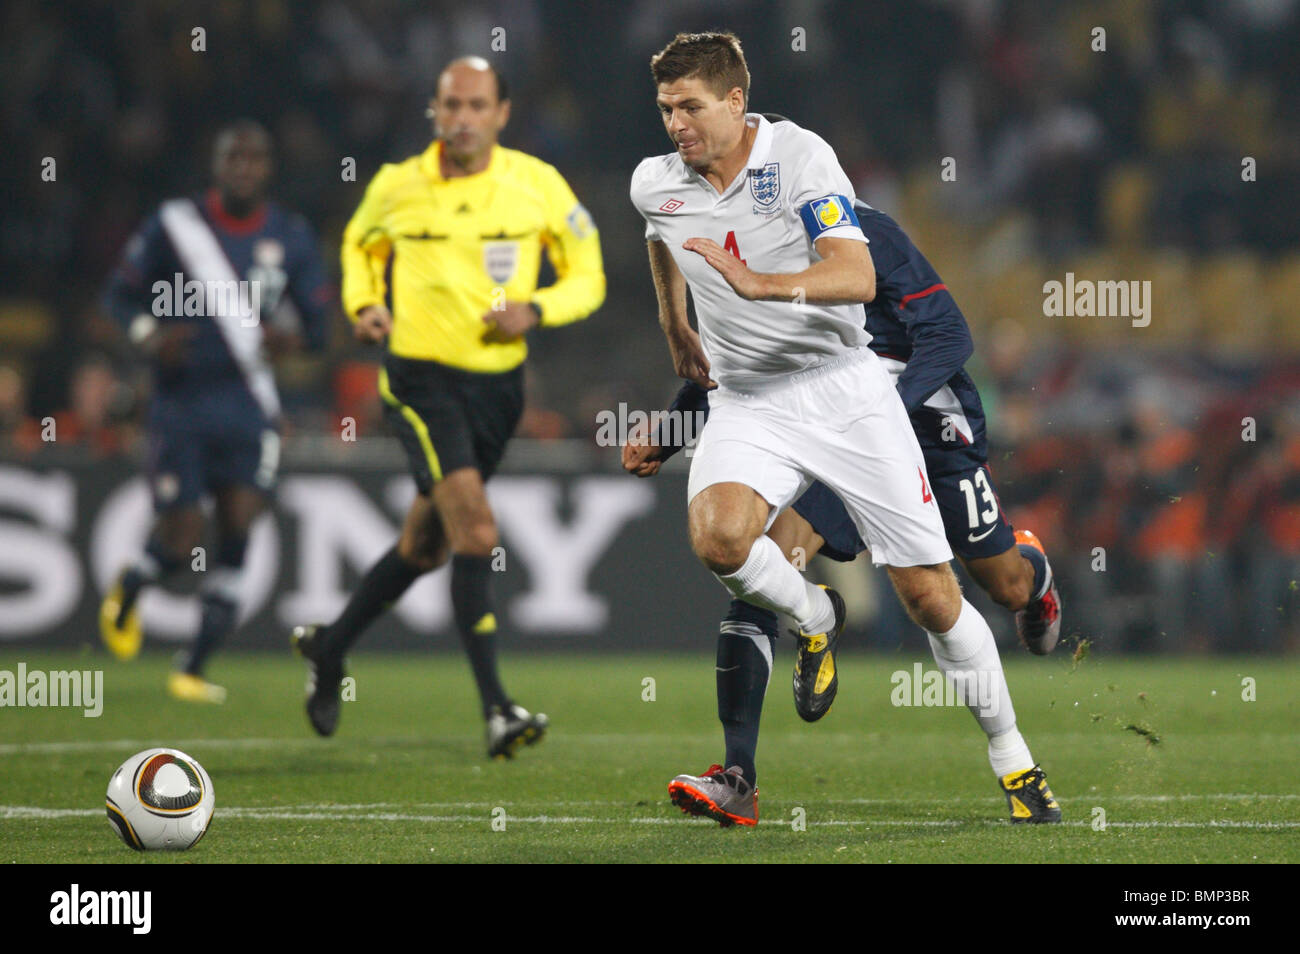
[480,301,539,343]
[354,305,393,343]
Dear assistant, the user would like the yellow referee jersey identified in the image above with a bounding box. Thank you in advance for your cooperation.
[341,140,605,372]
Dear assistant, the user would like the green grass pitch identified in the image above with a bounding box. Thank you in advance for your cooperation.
[2,648,1297,863]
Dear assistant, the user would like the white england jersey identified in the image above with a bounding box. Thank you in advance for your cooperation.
[631,113,872,391]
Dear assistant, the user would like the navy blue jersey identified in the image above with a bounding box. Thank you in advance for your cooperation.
[854,201,974,412]
[104,190,330,426]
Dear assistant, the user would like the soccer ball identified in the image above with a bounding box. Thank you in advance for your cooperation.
[105,748,215,851]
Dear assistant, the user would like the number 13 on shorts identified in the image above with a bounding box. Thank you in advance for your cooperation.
[959,467,1000,539]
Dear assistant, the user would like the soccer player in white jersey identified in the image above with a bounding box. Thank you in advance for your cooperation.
[629,32,1060,826]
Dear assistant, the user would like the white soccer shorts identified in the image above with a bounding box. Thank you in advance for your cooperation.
[687,348,953,568]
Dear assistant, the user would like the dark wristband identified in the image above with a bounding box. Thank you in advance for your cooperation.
[654,380,711,461]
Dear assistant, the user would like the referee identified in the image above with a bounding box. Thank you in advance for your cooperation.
[294,57,605,758]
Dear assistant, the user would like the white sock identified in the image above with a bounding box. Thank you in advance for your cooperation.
[988,728,1034,779]
[719,535,834,633]
[926,598,1033,776]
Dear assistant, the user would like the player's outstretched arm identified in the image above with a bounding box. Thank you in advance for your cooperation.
[647,240,716,389]
[683,234,874,305]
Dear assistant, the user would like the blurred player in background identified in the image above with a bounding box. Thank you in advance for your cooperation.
[629,33,1059,826]
[292,57,605,758]
[100,120,330,702]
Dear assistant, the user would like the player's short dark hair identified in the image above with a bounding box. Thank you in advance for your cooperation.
[650,32,750,107]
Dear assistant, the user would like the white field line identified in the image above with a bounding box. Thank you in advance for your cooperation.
[3,804,1298,830]
[10,738,1300,759]
[0,735,727,755]
[0,736,524,755]
[833,793,1300,804]
[0,738,339,755]
[6,733,1299,757]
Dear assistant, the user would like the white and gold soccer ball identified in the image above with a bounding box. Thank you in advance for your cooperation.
[105,748,214,851]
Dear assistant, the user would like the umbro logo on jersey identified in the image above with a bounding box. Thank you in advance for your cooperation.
[659,198,684,213]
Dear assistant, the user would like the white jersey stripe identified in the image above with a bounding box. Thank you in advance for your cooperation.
[158,198,281,421]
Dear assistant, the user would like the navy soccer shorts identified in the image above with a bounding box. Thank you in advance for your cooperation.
[147,400,279,511]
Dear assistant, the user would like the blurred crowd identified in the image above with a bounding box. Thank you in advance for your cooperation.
[969,327,1300,653]
[2,0,1298,649]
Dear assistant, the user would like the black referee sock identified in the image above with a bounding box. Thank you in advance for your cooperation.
[450,553,510,716]
[326,545,423,657]
[717,599,779,786]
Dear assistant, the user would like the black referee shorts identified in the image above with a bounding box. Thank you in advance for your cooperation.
[379,353,524,494]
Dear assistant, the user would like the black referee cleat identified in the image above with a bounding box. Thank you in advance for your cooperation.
[292,624,345,737]
[486,703,549,760]
[999,765,1062,824]
[792,585,846,722]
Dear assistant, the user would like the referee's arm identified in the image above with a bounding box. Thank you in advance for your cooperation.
[528,167,606,326]
[340,166,395,325]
